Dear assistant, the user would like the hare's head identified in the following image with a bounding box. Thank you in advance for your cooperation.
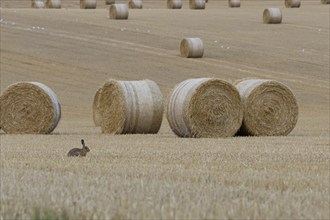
[80,139,90,156]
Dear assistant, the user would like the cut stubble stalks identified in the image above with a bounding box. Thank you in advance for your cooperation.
[235,79,299,136]
[0,82,61,134]
[99,79,163,134]
[167,78,243,138]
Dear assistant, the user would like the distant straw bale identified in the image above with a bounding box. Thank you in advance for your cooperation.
[263,8,282,24]
[167,0,182,9]
[45,0,61,8]
[129,0,143,9]
[235,79,298,136]
[167,78,243,138]
[180,38,204,58]
[321,0,330,4]
[228,0,240,7]
[189,0,205,9]
[99,79,163,134]
[31,0,45,8]
[0,82,61,134]
[80,0,97,9]
[93,87,102,127]
[285,0,300,8]
[105,0,115,5]
[109,4,129,19]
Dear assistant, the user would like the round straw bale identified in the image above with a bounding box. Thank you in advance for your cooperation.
[32,0,45,8]
[235,79,298,136]
[285,0,300,8]
[167,0,182,9]
[0,82,61,134]
[180,38,204,58]
[167,78,243,138]
[80,0,97,9]
[46,0,61,8]
[93,87,102,127]
[105,0,115,5]
[189,0,205,9]
[109,4,129,19]
[263,8,282,24]
[228,0,240,7]
[99,79,163,134]
[129,0,142,9]
[321,0,330,4]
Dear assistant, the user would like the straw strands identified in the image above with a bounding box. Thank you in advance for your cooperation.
[235,79,298,136]
[189,0,205,9]
[263,8,282,24]
[167,78,243,138]
[285,0,301,8]
[167,0,182,9]
[31,0,45,8]
[228,0,240,8]
[109,4,129,19]
[80,0,97,9]
[0,82,61,134]
[180,38,204,58]
[98,79,163,134]
[129,0,143,9]
[45,0,61,8]
[93,87,102,127]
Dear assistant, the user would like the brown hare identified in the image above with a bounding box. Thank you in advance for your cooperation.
[67,139,90,157]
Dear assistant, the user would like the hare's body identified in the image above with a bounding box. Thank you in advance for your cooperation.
[67,139,90,157]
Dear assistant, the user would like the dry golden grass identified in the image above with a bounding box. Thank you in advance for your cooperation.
[0,0,329,219]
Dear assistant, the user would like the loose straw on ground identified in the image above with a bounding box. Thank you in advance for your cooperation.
[129,0,142,9]
[167,78,243,138]
[46,0,61,8]
[93,87,102,127]
[167,0,182,9]
[32,0,45,8]
[228,0,240,7]
[99,79,163,134]
[189,0,205,9]
[263,8,282,24]
[80,0,97,9]
[235,79,298,136]
[109,4,129,19]
[180,38,204,58]
[0,82,61,134]
[285,0,300,8]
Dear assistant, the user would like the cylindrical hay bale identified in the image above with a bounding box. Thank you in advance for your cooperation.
[228,0,240,7]
[93,87,102,127]
[0,82,61,134]
[263,8,282,24]
[105,0,115,5]
[180,38,204,58]
[99,79,163,134]
[129,0,142,9]
[167,78,243,138]
[46,0,61,8]
[189,0,205,9]
[109,4,129,19]
[285,0,300,8]
[235,79,298,136]
[167,0,182,9]
[321,0,330,4]
[80,0,97,9]
[32,0,45,8]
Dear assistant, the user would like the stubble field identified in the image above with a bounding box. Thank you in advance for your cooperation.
[0,0,329,219]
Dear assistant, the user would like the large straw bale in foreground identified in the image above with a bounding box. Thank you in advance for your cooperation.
[285,0,300,8]
[32,0,45,8]
[80,0,97,9]
[180,38,204,58]
[109,4,129,19]
[189,0,205,9]
[167,0,182,9]
[129,0,143,9]
[45,0,61,8]
[93,87,102,127]
[263,8,282,24]
[167,78,243,138]
[99,79,163,134]
[235,79,298,136]
[0,82,61,134]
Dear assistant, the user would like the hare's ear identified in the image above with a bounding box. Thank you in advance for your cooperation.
[81,139,85,147]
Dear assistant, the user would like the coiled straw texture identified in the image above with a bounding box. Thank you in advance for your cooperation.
[167,78,243,138]
[235,79,298,136]
[99,79,163,134]
[0,82,61,134]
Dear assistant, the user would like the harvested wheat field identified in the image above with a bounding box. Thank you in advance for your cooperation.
[0,0,329,219]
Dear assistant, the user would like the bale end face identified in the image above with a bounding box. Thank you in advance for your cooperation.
[263,8,282,24]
